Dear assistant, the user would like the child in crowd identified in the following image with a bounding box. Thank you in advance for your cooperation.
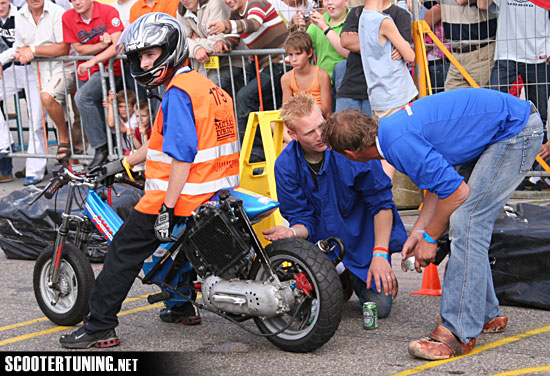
[292,0,349,101]
[423,1,449,94]
[131,99,152,149]
[281,32,332,118]
[359,0,417,178]
[103,90,138,155]
[337,0,411,113]
[359,0,417,118]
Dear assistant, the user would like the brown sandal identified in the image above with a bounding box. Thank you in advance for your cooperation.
[482,316,508,333]
[56,143,72,162]
[408,325,476,360]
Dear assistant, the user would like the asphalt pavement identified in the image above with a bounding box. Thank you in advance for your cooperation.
[1,158,550,376]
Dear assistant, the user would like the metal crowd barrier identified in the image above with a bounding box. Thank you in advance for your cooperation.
[5,20,548,183]
[4,49,288,164]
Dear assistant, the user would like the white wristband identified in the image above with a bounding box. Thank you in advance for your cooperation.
[290,227,297,237]
[30,45,36,54]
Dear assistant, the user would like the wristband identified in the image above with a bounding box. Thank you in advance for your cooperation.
[122,157,135,182]
[324,27,333,35]
[373,246,389,254]
[372,253,389,260]
[290,227,297,237]
[30,45,36,54]
[422,231,438,244]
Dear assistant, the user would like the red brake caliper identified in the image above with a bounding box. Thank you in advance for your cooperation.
[293,272,313,295]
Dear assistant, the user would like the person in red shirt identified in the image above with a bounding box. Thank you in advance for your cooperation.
[62,0,125,169]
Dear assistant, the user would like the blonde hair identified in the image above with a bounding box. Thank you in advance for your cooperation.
[280,93,320,131]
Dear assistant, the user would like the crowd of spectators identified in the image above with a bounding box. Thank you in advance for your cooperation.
[0,0,549,187]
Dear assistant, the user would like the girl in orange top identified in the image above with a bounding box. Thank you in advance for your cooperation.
[281,31,332,119]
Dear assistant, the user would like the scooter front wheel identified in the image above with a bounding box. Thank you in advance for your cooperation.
[33,243,95,326]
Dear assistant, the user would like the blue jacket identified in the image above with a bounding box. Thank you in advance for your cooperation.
[379,88,531,198]
[275,141,407,282]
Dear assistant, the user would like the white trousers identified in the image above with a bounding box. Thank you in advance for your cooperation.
[0,64,47,179]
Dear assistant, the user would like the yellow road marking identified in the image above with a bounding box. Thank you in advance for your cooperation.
[0,294,150,333]
[0,303,162,347]
[492,366,550,376]
[0,318,50,332]
[118,303,163,317]
[392,325,550,376]
[1,288,202,335]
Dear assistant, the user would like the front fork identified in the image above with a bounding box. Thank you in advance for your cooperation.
[48,183,82,298]
[47,184,123,305]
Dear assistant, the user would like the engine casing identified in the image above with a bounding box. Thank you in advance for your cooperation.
[201,276,297,317]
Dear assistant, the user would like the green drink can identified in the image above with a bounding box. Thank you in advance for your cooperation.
[362,302,378,329]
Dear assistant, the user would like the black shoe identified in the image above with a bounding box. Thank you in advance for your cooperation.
[85,246,107,263]
[88,145,109,170]
[159,302,202,325]
[14,168,25,178]
[517,178,550,191]
[59,327,119,349]
[340,269,354,302]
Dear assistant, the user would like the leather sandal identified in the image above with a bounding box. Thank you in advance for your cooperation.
[56,143,72,162]
[408,325,476,360]
[482,316,508,333]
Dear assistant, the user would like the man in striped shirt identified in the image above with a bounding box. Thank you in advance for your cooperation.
[209,0,289,156]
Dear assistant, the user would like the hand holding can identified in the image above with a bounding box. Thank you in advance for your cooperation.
[403,256,416,271]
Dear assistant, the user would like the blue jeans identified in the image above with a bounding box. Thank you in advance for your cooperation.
[335,97,372,114]
[350,271,392,318]
[331,61,347,112]
[490,60,550,123]
[236,63,285,159]
[442,109,543,343]
[332,60,347,91]
[75,72,122,149]
[0,156,12,175]
[236,63,285,141]
[428,60,450,94]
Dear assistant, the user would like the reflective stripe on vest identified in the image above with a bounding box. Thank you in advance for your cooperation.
[145,174,240,196]
[146,140,240,165]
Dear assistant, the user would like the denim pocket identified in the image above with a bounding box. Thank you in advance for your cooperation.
[519,127,544,174]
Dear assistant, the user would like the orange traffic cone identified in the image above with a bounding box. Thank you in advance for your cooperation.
[411,263,442,296]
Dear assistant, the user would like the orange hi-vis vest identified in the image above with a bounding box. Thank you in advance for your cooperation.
[134,68,240,217]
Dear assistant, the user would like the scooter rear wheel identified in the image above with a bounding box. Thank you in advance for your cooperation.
[33,243,95,326]
[249,238,343,353]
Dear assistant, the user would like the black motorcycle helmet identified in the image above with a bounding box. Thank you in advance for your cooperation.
[117,13,189,89]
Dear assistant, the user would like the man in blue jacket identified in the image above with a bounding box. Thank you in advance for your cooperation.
[263,93,407,318]
[322,88,543,360]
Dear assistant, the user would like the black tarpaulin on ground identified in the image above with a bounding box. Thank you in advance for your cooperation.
[489,203,550,310]
[0,184,143,260]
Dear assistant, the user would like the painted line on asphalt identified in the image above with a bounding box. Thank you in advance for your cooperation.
[492,366,550,376]
[0,294,151,333]
[392,325,550,376]
[0,317,50,332]
[0,303,163,347]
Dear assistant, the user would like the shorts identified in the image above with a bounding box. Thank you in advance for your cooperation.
[40,71,77,106]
